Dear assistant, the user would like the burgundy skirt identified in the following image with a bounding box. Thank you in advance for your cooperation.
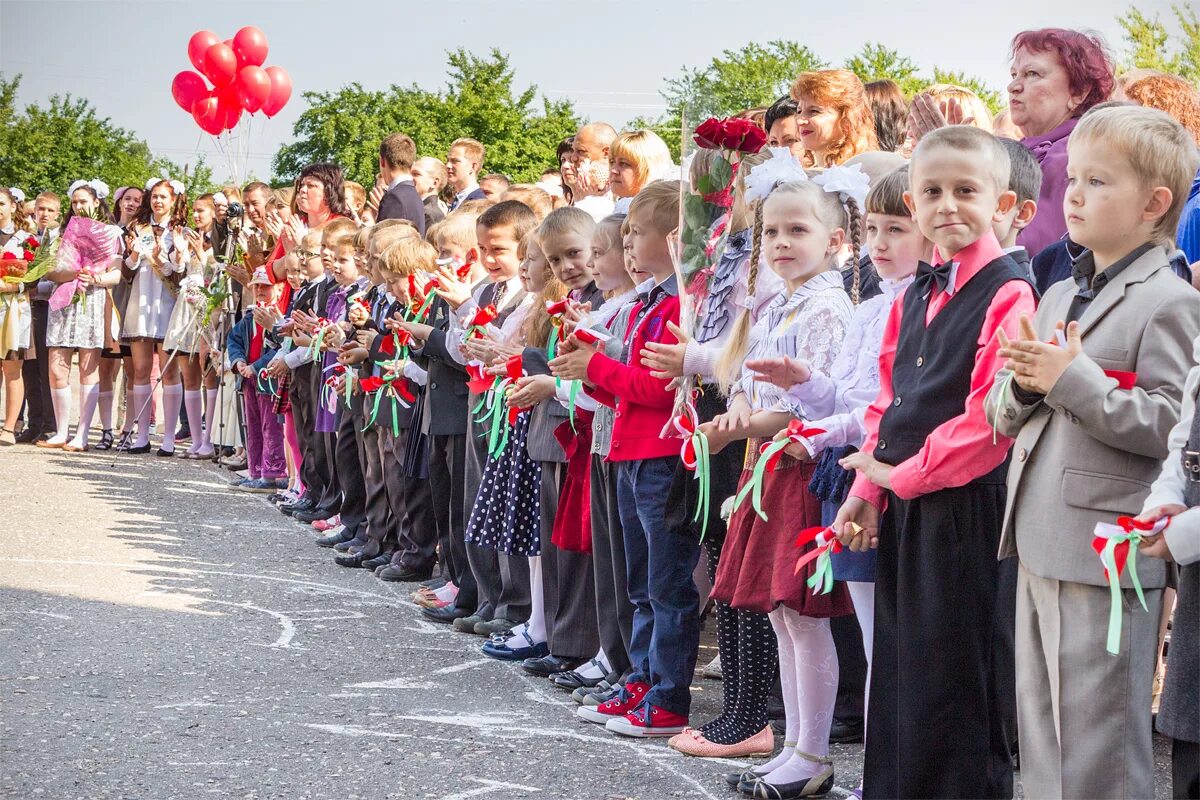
[711,452,852,616]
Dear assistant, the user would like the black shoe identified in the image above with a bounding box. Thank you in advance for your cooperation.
[521,655,582,678]
[280,498,314,517]
[362,551,394,571]
[333,537,367,553]
[334,551,372,568]
[315,529,354,548]
[94,430,115,451]
[738,767,834,799]
[156,447,175,458]
[14,428,45,444]
[293,507,336,524]
[828,716,863,744]
[376,564,433,583]
[176,422,191,442]
[421,603,472,623]
[121,443,151,454]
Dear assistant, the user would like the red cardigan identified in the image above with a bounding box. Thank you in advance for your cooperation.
[586,292,681,462]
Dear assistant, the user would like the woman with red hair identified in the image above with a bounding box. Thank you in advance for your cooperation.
[790,69,879,168]
[1007,28,1115,257]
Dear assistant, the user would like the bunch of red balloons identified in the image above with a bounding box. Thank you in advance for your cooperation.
[170,26,292,136]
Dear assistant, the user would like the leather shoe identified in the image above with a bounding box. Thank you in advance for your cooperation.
[452,613,486,633]
[315,528,354,548]
[473,617,516,636]
[828,716,863,744]
[294,506,337,524]
[422,603,472,624]
[521,654,583,677]
[362,551,394,571]
[280,498,314,516]
[376,564,433,582]
[333,536,366,553]
[334,551,371,568]
[14,429,45,444]
[482,633,549,662]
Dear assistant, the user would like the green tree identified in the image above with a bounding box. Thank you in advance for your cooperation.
[0,75,212,198]
[1118,4,1200,82]
[930,68,1004,113]
[664,40,827,121]
[844,43,926,95]
[272,49,579,186]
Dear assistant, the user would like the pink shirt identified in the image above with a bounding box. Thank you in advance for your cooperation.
[850,233,1037,507]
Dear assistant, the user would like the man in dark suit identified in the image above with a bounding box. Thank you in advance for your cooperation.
[446,138,487,211]
[373,132,426,236]
[412,157,447,231]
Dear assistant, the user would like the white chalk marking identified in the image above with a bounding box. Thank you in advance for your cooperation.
[0,610,72,620]
[204,599,298,649]
[345,678,435,690]
[303,723,414,740]
[435,778,541,800]
[432,658,492,675]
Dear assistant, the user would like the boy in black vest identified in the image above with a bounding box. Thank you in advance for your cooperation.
[835,126,1036,799]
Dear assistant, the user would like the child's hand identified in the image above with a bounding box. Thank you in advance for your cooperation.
[550,341,598,382]
[354,329,379,349]
[746,356,812,389]
[840,451,893,491]
[697,419,738,455]
[265,359,289,379]
[833,496,881,552]
[715,394,752,433]
[463,336,499,363]
[338,347,369,365]
[561,300,591,332]
[432,267,473,309]
[1138,531,1178,562]
[998,315,1081,395]
[641,321,689,380]
[235,361,254,380]
[347,305,369,327]
[390,319,433,342]
[507,374,555,409]
[771,426,815,461]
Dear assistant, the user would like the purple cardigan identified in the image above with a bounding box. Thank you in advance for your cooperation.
[1017,117,1077,260]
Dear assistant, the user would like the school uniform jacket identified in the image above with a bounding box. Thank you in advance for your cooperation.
[988,244,1200,589]
[415,296,470,437]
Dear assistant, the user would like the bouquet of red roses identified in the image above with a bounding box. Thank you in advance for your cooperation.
[0,236,39,279]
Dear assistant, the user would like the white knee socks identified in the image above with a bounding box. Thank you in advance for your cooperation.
[69,384,99,448]
[98,389,114,431]
[199,386,218,453]
[160,383,183,452]
[47,386,72,444]
[847,581,875,735]
[133,384,152,447]
[526,555,547,643]
[183,389,203,454]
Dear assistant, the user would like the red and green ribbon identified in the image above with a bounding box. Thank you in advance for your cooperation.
[464,303,498,340]
[733,420,825,521]
[256,368,277,396]
[793,525,844,596]
[1092,515,1166,655]
[673,397,712,541]
[361,373,416,437]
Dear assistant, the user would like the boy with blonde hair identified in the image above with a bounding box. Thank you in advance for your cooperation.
[988,105,1200,799]
[446,138,487,211]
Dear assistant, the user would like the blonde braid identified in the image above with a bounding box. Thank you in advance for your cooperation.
[714,201,765,393]
[844,196,862,305]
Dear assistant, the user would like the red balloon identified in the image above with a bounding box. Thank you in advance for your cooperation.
[192,94,223,135]
[187,30,220,73]
[203,42,238,88]
[260,66,292,118]
[232,26,269,68]
[234,65,271,113]
[217,85,242,131]
[171,70,209,113]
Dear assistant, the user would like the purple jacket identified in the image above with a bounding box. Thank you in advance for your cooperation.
[1018,117,1077,260]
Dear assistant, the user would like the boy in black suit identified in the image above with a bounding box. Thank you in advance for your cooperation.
[373,133,426,236]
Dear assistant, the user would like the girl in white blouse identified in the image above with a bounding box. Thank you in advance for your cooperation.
[0,187,35,445]
[119,179,189,454]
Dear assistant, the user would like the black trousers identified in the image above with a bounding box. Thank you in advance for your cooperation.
[21,300,53,434]
[589,457,632,677]
[360,418,395,553]
[384,425,436,572]
[865,484,1014,800]
[429,432,473,607]
[1176,738,1200,800]
[832,613,867,724]
[292,366,333,505]
[333,398,366,536]
[540,462,599,660]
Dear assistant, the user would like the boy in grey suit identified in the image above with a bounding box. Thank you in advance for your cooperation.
[987,106,1200,799]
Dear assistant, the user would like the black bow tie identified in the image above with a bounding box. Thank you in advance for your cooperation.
[916,261,954,294]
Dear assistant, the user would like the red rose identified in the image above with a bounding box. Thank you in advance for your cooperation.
[25,238,38,250]
[720,118,767,153]
[22,250,34,261]
[693,117,725,150]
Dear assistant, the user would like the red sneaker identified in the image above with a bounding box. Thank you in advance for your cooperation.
[605,702,688,737]
[576,681,649,724]
[312,514,341,532]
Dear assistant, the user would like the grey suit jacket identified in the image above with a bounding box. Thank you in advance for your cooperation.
[985,245,1200,588]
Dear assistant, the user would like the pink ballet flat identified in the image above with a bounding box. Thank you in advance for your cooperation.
[667,724,774,758]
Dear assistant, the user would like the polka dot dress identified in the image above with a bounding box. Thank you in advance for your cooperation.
[464,409,542,556]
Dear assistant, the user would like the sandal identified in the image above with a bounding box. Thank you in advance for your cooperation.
[739,750,834,799]
[94,430,115,451]
[549,658,609,690]
[0,428,15,446]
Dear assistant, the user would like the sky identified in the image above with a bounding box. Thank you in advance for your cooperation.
[0,0,1170,182]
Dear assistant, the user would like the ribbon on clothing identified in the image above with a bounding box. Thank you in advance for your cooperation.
[792,525,844,596]
[733,420,825,521]
[1092,515,1167,656]
[464,304,497,340]
[673,395,712,541]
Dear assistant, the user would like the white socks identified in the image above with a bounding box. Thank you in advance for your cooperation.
[198,386,218,453]
[160,383,183,452]
[576,650,609,680]
[98,389,114,431]
[762,609,837,786]
[69,384,100,448]
[133,384,152,447]
[526,556,547,643]
[47,386,72,444]
[847,581,875,738]
[183,389,203,454]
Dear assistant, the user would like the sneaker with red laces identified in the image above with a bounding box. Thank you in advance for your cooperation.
[605,702,688,738]
[576,681,649,724]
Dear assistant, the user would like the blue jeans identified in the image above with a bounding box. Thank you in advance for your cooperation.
[617,456,701,716]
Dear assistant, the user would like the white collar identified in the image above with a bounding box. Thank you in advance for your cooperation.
[455,182,480,203]
[387,175,412,192]
[0,224,14,236]
[880,274,915,300]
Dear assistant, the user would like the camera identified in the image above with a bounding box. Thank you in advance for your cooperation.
[226,201,244,220]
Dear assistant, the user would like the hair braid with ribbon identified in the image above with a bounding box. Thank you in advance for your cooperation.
[844,195,862,305]
[714,200,764,394]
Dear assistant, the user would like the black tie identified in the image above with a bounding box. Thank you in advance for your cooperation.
[916,260,954,294]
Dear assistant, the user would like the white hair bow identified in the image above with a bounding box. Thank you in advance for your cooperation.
[144,177,185,195]
[8,187,25,204]
[812,163,871,210]
[212,191,228,205]
[743,147,808,204]
[69,179,110,200]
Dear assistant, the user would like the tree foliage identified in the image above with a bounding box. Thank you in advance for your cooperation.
[1118,5,1200,82]
[0,75,212,198]
[272,49,579,186]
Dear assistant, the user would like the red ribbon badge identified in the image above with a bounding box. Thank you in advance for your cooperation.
[759,420,826,472]
[466,362,494,394]
[1103,370,1137,390]
[359,376,384,393]
[456,258,474,280]
[545,298,569,316]
[505,354,525,424]
[467,304,498,338]
[1091,516,1157,579]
